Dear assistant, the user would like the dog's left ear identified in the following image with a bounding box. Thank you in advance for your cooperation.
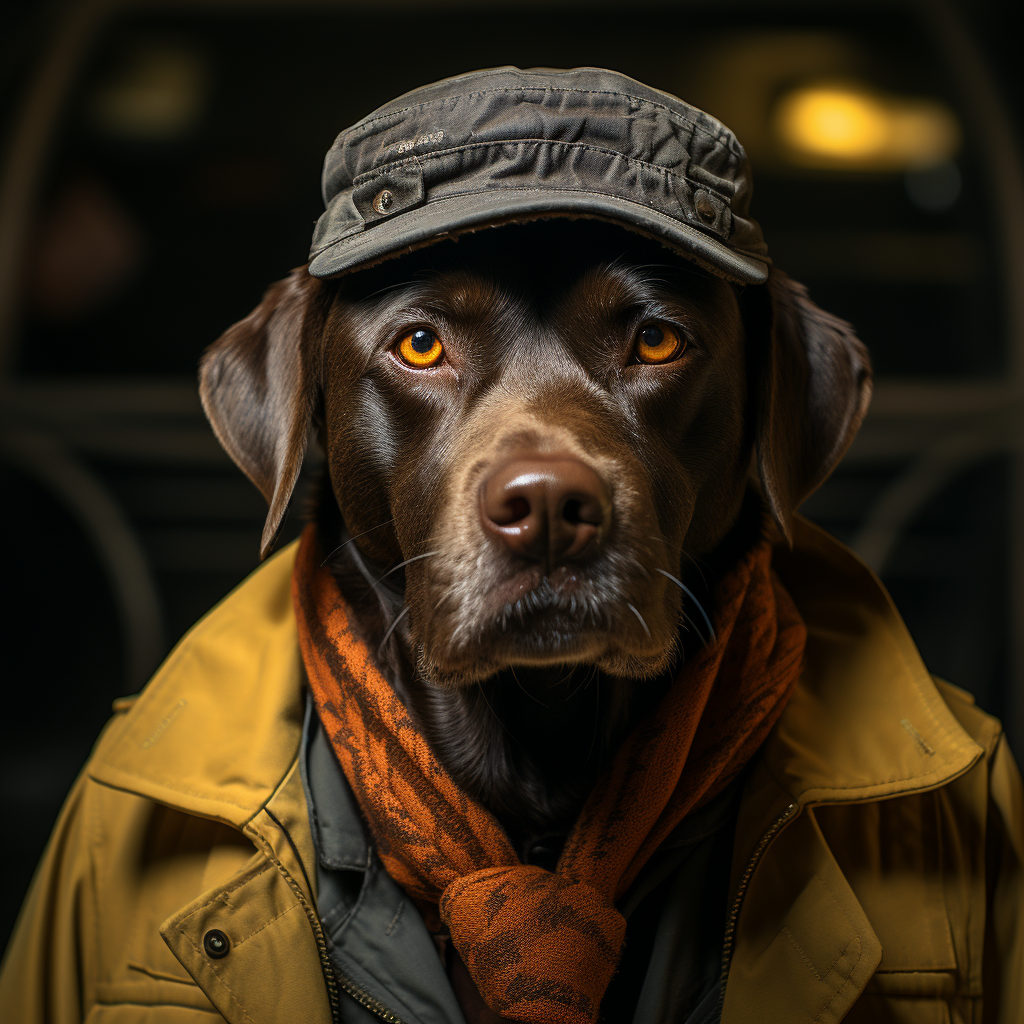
[199,266,324,559]
[745,267,872,545]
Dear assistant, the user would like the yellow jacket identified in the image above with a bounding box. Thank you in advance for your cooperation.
[1,519,1021,1024]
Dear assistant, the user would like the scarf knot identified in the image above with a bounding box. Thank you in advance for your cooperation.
[440,866,625,1023]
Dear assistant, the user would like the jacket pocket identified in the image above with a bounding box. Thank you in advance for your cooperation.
[90,977,223,1021]
[844,971,958,1024]
[87,1009,224,1023]
[843,993,952,1024]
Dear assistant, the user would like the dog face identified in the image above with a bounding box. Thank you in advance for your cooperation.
[201,221,871,689]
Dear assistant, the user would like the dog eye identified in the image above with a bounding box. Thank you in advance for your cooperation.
[634,323,686,364]
[396,328,444,368]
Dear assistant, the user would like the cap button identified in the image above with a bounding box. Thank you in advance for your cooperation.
[695,193,718,224]
[373,188,395,215]
[203,929,230,959]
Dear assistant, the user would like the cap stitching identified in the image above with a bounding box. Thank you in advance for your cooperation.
[349,138,735,209]
[338,87,740,158]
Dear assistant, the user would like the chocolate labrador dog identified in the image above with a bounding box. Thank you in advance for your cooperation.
[199,218,870,855]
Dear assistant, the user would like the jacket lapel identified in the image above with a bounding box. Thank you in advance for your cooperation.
[724,789,882,1024]
[159,823,334,1024]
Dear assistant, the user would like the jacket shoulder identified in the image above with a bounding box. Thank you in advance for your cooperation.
[0,699,256,1021]
[87,540,303,826]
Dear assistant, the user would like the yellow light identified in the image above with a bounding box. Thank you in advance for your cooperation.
[778,88,886,158]
[774,84,960,170]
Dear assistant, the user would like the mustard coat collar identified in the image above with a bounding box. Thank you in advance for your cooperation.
[87,516,983,819]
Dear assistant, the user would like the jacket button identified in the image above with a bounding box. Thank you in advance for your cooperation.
[373,188,395,214]
[203,929,230,959]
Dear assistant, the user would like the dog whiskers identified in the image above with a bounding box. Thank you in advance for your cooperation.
[510,667,549,707]
[378,605,411,658]
[627,603,651,638]
[678,548,711,589]
[641,534,712,590]
[568,664,597,703]
[475,681,519,744]
[372,551,438,589]
[655,569,716,644]
[321,517,396,566]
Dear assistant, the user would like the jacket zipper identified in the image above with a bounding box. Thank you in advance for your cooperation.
[247,825,344,1024]
[266,852,343,1023]
[281,854,405,1024]
[331,962,408,1024]
[716,800,799,1019]
[304,902,342,1023]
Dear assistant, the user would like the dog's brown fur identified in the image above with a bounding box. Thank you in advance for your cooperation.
[200,220,870,849]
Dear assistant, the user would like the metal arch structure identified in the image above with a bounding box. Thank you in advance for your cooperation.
[0,428,166,687]
[852,408,1024,575]
[0,0,1022,748]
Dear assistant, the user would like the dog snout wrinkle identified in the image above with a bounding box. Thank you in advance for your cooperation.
[481,456,610,566]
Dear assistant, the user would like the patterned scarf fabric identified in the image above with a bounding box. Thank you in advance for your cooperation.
[293,524,806,1024]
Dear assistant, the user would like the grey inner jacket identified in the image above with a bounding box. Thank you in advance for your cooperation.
[299,695,740,1024]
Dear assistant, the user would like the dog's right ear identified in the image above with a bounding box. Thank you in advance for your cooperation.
[745,267,872,545]
[199,266,324,560]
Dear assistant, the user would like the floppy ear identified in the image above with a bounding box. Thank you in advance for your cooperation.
[747,267,872,544]
[199,266,323,560]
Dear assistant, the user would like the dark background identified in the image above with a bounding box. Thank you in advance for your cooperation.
[2,0,1023,953]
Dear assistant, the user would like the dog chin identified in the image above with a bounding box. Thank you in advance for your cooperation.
[415,621,676,688]
[416,566,679,686]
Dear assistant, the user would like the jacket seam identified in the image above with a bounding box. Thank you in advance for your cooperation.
[247,821,342,1019]
[178,861,274,921]
[812,936,863,1022]
[265,803,319,899]
[781,926,825,982]
[88,770,270,815]
[94,999,220,1013]
[126,961,200,985]
[385,900,406,937]
[761,754,985,805]
[232,902,301,946]
[807,852,867,1021]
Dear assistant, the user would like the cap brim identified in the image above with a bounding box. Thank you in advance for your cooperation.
[307,189,769,285]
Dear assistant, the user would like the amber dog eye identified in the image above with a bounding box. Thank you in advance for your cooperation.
[635,323,685,364]
[397,328,444,368]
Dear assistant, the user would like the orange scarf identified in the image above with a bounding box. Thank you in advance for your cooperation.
[293,525,805,1023]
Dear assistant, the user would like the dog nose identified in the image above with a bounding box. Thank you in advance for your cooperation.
[480,456,610,564]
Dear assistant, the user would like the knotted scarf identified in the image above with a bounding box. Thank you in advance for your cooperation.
[293,524,806,1023]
